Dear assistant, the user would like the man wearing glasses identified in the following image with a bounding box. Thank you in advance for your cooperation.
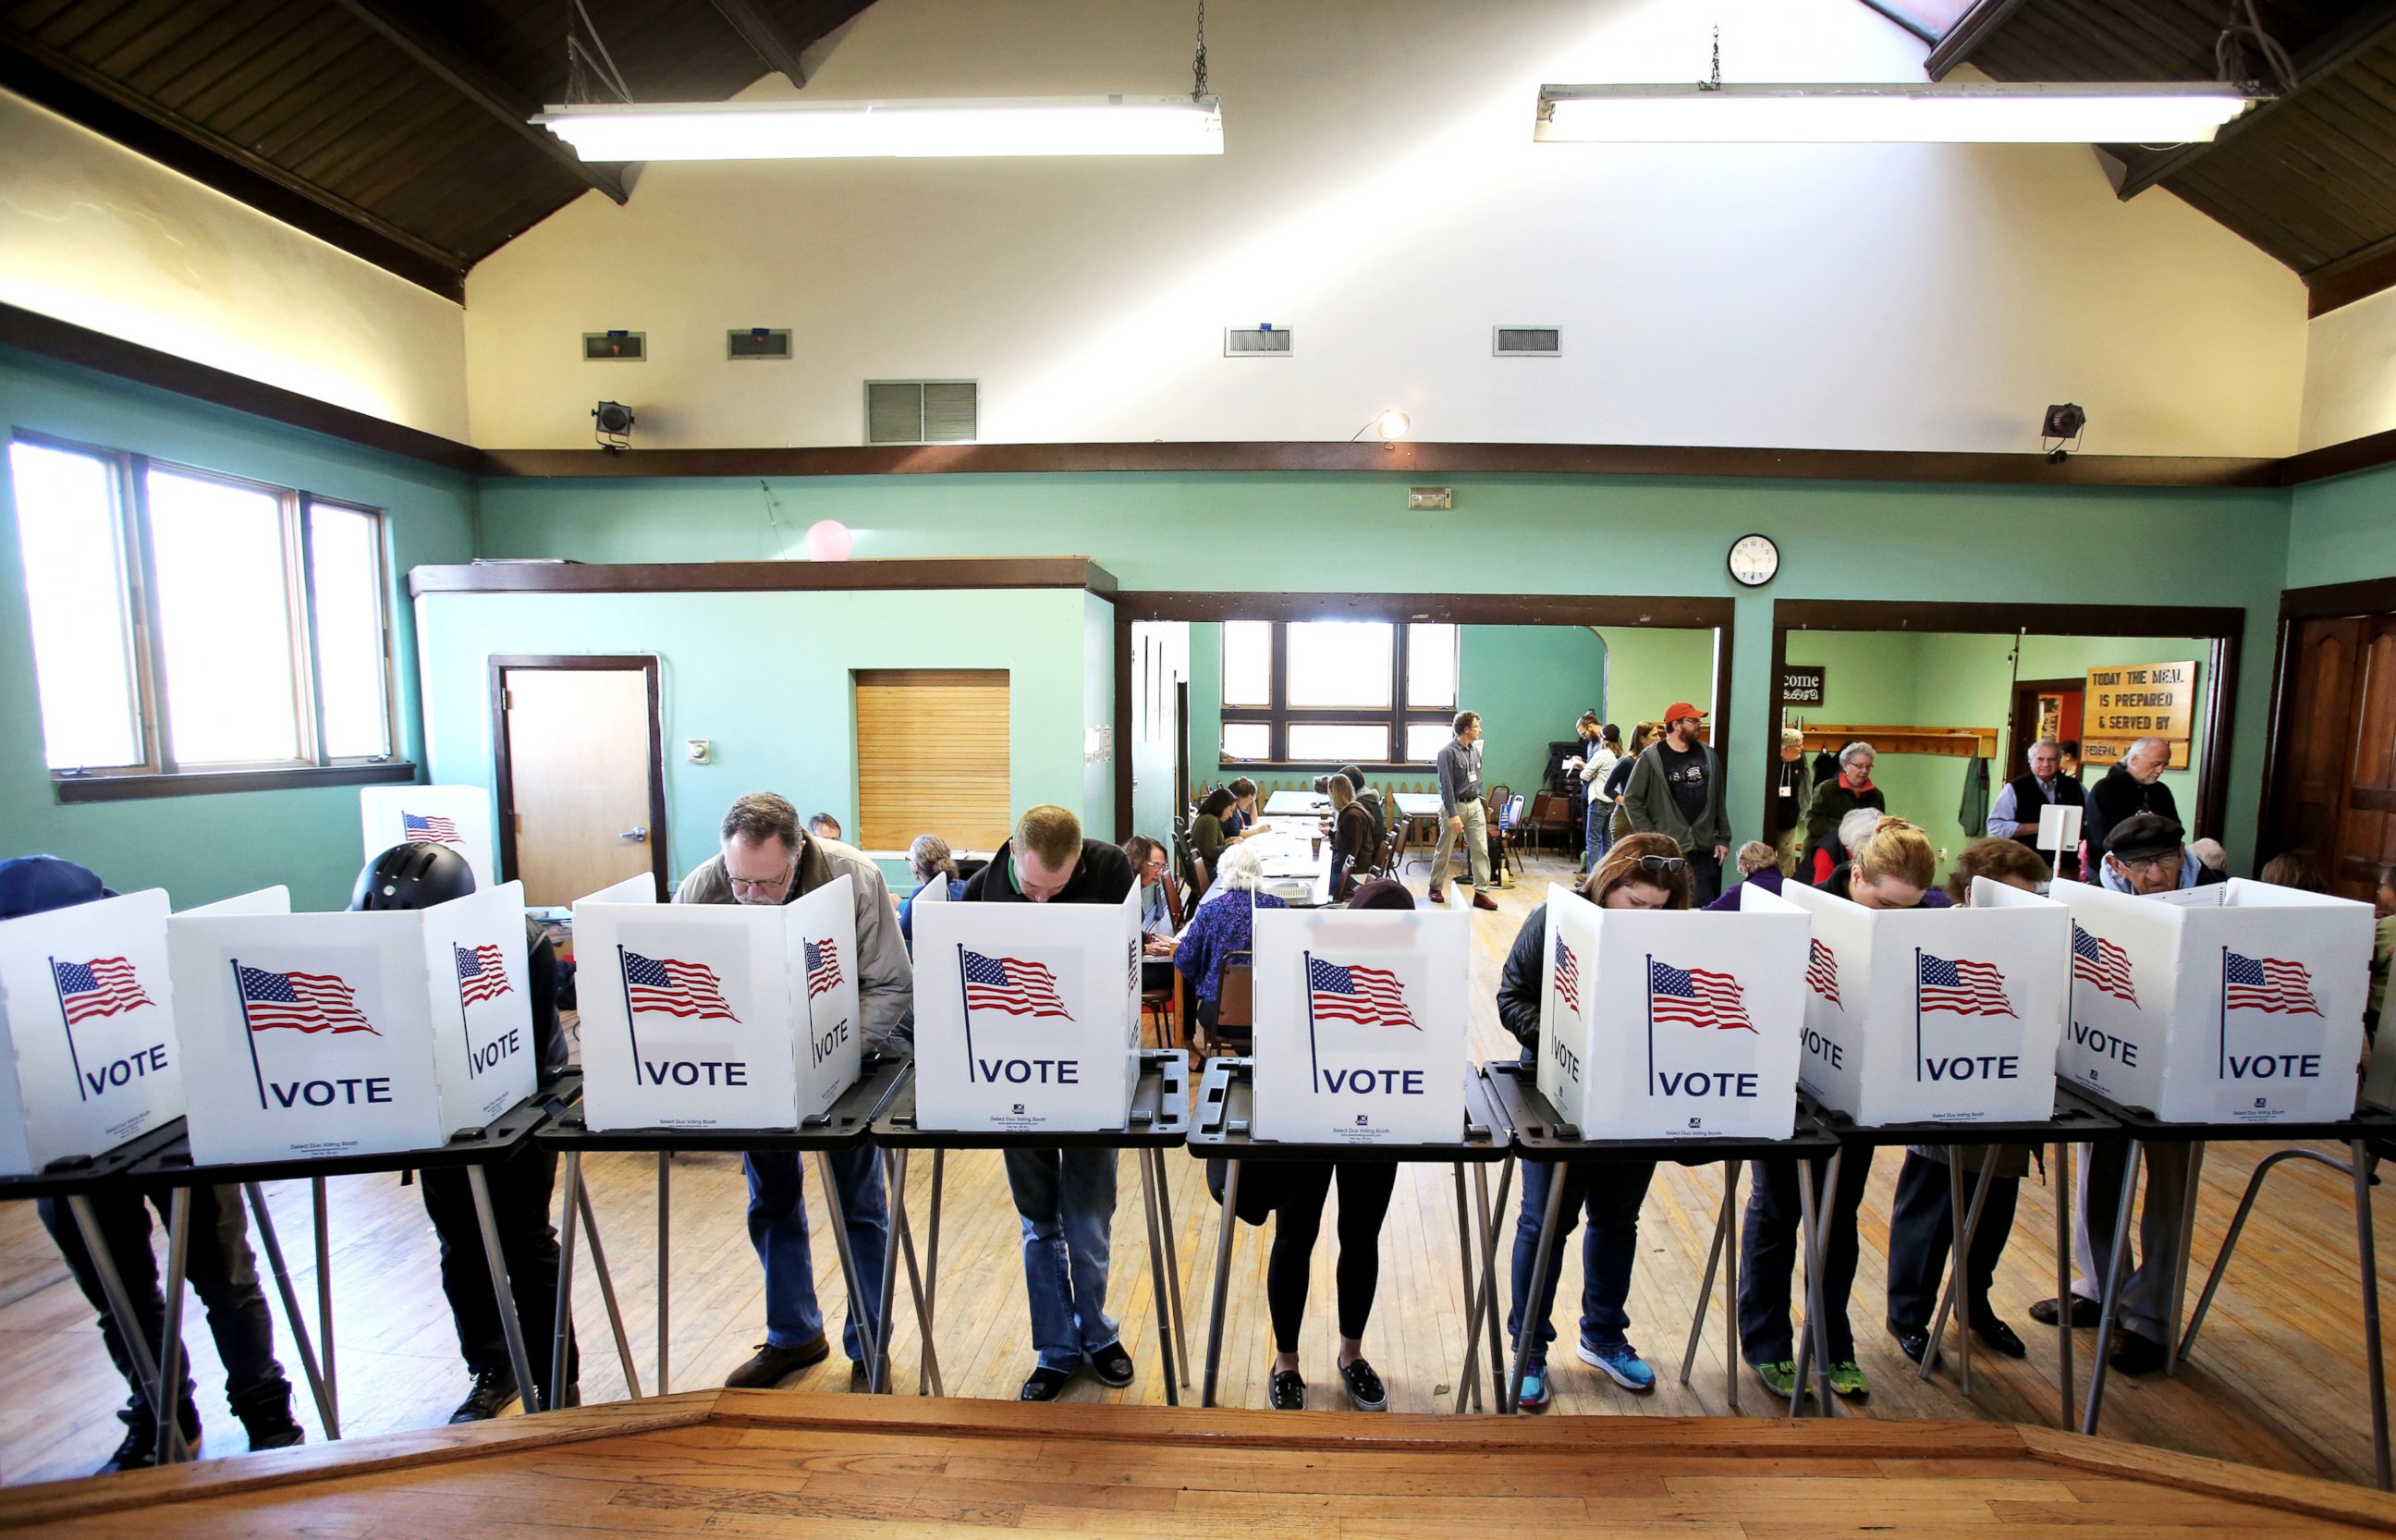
[675,792,914,1390]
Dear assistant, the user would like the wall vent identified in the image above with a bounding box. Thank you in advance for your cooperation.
[727,327,791,361]
[866,380,978,445]
[583,330,645,361]
[1494,325,1561,357]
[1224,325,1293,357]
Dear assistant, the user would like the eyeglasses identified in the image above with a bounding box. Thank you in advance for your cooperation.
[1629,855,1688,875]
[728,868,795,897]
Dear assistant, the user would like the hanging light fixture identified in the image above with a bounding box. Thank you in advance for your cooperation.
[1534,80,2255,145]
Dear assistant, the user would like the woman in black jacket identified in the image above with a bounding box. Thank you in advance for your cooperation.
[1325,774,1379,900]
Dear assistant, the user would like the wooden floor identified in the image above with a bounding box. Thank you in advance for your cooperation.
[6,1391,2396,1538]
[0,852,2389,1493]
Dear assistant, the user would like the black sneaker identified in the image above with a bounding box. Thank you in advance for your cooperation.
[97,1399,199,1474]
[1088,1341,1136,1388]
[237,1395,305,1451]
[1338,1356,1387,1412]
[1268,1369,1306,1411]
[448,1366,519,1424]
[1019,1364,1076,1401]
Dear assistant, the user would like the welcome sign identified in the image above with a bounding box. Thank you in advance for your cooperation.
[1251,905,1467,1145]
[911,891,1143,1133]
[361,784,496,894]
[2056,878,2370,1124]
[0,890,183,1177]
[1779,879,2067,1126]
[1537,883,1807,1141]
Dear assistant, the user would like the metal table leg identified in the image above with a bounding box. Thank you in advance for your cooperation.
[573,1169,641,1397]
[65,1193,186,1461]
[1478,1158,1511,1415]
[655,1152,670,1396]
[551,1152,581,1407]
[813,1151,874,1378]
[2055,1141,2073,1432]
[243,1183,336,1437]
[895,1175,941,1396]
[1723,1161,1742,1414]
[1790,1151,1840,1417]
[1504,1162,1570,1416]
[2354,1139,2390,1491]
[1200,1158,1241,1408]
[312,1177,337,1434]
[1919,1155,1999,1391]
[467,1165,542,1413]
[1679,1166,1734,1389]
[2163,1143,2206,1377]
[1449,1164,1484,1412]
[2080,1140,2144,1435]
[153,1186,192,1464]
[1135,1144,1180,1406]
[870,1149,907,1395]
[912,1151,943,1379]
[1149,1148,1191,1389]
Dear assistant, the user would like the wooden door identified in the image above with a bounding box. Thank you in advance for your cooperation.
[494,658,666,906]
[2007,678,2082,782]
[2269,614,2396,900]
[2334,617,2396,897]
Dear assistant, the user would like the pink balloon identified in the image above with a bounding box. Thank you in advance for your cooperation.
[803,519,853,561]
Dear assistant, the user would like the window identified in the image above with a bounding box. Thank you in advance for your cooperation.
[1218,621,1457,765]
[6,434,403,795]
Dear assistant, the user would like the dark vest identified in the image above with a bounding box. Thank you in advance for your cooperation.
[2004,771,2083,844]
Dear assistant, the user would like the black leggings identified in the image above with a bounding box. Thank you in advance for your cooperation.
[1264,1162,1399,1353]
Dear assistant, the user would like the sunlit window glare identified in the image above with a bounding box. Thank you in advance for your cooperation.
[146,468,300,764]
[6,442,142,769]
[308,504,389,760]
[1288,622,1393,709]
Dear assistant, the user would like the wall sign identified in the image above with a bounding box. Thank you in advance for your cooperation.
[2084,659,2197,769]
[1779,666,1828,710]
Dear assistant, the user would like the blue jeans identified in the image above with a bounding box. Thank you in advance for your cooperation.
[1003,1146,1121,1371]
[744,1144,889,1362]
[1583,798,1615,871]
[1506,1156,1656,1366]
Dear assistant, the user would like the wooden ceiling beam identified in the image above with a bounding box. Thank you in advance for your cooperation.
[710,0,810,90]
[1924,0,2035,80]
[324,0,629,205]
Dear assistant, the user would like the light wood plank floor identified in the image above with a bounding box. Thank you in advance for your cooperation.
[0,853,2388,1490]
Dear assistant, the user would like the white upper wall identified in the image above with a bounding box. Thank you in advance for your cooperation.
[0,91,470,441]
[2301,285,2396,450]
[464,0,2305,455]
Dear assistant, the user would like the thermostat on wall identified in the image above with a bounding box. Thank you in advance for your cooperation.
[686,739,712,764]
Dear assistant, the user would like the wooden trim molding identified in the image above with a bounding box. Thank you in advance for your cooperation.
[52,761,415,803]
[2274,573,2396,622]
[411,556,1119,599]
[487,655,668,900]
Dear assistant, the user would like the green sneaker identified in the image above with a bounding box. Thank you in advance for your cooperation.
[1752,1360,1798,1398]
[1828,1360,1870,1399]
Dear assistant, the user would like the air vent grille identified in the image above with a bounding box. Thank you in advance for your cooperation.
[727,328,791,360]
[866,381,978,445]
[1494,326,1561,357]
[1225,326,1293,357]
[583,331,645,361]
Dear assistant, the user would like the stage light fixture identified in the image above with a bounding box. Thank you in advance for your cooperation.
[2041,402,2085,463]
[593,400,635,451]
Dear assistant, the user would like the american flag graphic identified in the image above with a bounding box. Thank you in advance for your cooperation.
[2226,951,2321,1015]
[238,965,379,1035]
[623,949,740,1021]
[2072,923,2139,1005]
[454,943,512,1008]
[1806,938,1842,1006]
[1552,934,1581,1014]
[52,958,153,1024]
[1307,956,1419,1031]
[962,948,1072,1019]
[1648,958,1755,1033]
[803,937,843,1001]
[402,813,462,846]
[1917,951,2016,1017]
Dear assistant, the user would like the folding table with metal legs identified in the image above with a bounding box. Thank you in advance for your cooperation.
[871,1050,1192,1404]
[1183,1057,1510,1412]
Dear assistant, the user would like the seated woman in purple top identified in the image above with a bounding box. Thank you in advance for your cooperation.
[1704,840,1789,911]
[1172,844,1288,1036]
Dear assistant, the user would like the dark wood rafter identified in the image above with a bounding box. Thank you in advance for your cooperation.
[710,0,811,89]
[1924,0,2035,79]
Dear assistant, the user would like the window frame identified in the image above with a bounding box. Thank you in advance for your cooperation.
[1217,619,1459,770]
[10,429,413,801]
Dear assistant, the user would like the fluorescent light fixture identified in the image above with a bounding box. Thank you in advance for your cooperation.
[537,95,1224,160]
[1535,81,2255,144]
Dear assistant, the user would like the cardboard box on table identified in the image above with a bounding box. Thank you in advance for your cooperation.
[572,874,863,1132]
[1250,904,1469,1145]
[169,883,538,1166]
[1779,879,2068,1127]
[2057,878,2371,1124]
[911,891,1142,1133]
[0,890,184,1177]
[1535,882,1809,1142]
[361,785,497,894]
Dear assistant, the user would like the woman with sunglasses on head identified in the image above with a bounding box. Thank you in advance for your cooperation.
[1495,832,1692,1410]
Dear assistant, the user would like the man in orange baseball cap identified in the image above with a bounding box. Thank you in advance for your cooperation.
[1618,703,1731,904]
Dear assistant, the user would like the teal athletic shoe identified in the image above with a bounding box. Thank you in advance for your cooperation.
[1577,1339,1656,1392]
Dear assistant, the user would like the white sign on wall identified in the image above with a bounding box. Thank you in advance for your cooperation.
[0,890,184,1177]
[2057,877,2370,1124]
[1251,905,1469,1145]
[911,892,1143,1133]
[1779,879,2068,1127]
[1536,882,1808,1142]
[361,785,496,894]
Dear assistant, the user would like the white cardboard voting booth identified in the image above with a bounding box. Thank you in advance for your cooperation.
[911,892,1143,1133]
[2057,877,2371,1124]
[361,785,496,893]
[1535,882,1809,1142]
[169,883,538,1165]
[0,890,183,1177]
[1250,905,1469,1145]
[572,874,863,1131]
[1779,879,2068,1127]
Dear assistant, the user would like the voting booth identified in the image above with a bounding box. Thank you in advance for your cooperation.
[1779,880,2068,1127]
[911,892,1142,1133]
[169,883,538,1165]
[572,874,864,1132]
[1535,882,1809,1141]
[1249,904,1469,1145]
[0,889,183,1177]
[361,784,496,893]
[2057,878,2372,1125]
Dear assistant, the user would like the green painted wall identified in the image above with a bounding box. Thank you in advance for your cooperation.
[1595,627,1718,737]
[0,348,475,911]
[2288,461,2396,588]
[1081,592,1116,837]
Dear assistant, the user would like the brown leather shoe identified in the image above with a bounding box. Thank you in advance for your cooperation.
[1471,891,1499,911]
[1425,886,1447,903]
[725,1332,831,1388]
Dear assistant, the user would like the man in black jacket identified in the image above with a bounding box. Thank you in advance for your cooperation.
[2081,737,2177,872]
[960,805,1139,1401]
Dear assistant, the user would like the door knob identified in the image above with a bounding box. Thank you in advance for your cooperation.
[618,827,647,842]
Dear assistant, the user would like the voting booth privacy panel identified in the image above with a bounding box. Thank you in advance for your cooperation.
[168,884,538,1166]
[1251,906,1469,1145]
[0,890,182,1176]
[1536,883,1808,1141]
[361,785,496,894]
[1779,880,2069,1127]
[572,874,864,1132]
[2057,878,2371,1124]
[911,893,1142,1133]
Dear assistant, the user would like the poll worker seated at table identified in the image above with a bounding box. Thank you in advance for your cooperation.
[1496,834,1692,1411]
[1226,778,1261,836]
[1124,835,1179,990]
[1336,764,1386,841]
[9,856,305,1471]
[1175,844,1289,1043]
[1192,788,1252,874]
[348,842,578,1421]
[1884,837,2052,1370]
[2034,812,2216,1375]
[961,805,1139,1400]
[898,834,966,953]
[1741,817,1944,1400]
[1702,841,1786,912]
[1326,776,1380,902]
[678,792,911,1391]
[1988,738,2083,876]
